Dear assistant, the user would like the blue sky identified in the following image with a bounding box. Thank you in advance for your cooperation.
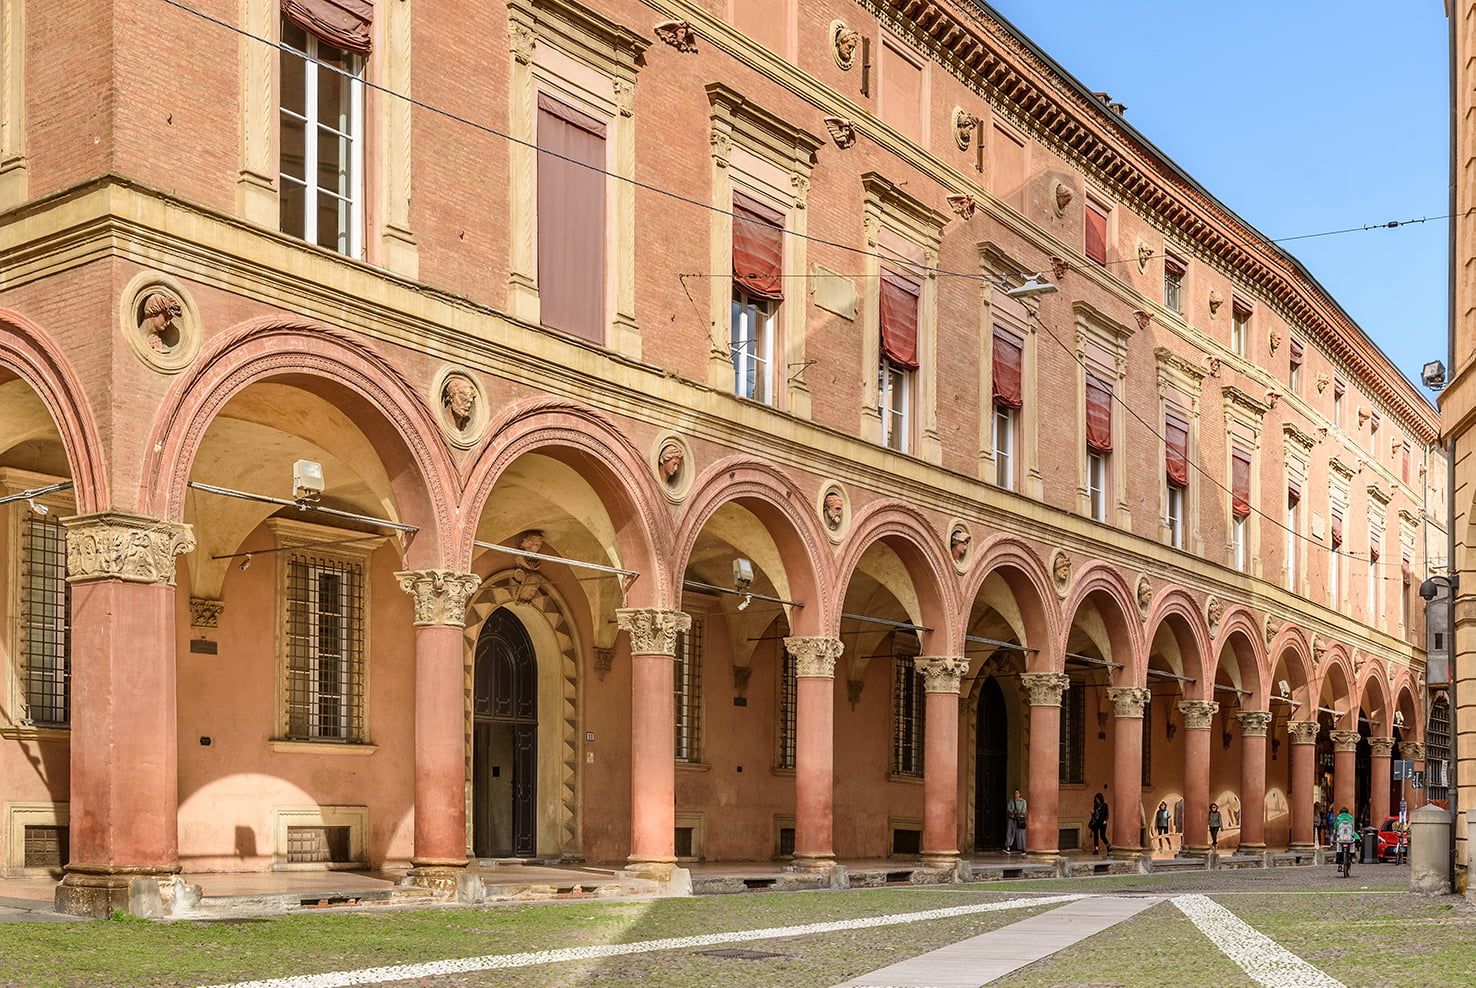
[986,1,1449,398]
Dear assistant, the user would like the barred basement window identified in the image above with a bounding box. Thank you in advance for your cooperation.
[23,825,68,869]
[286,825,351,863]
[284,555,365,742]
[20,517,70,727]
[674,616,703,762]
[777,640,796,770]
[891,656,924,777]
[1058,681,1085,784]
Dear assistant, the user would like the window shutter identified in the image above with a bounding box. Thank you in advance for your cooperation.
[1231,450,1251,519]
[1165,415,1189,489]
[537,95,607,343]
[731,193,784,302]
[1085,375,1113,453]
[281,0,373,55]
[1085,203,1107,264]
[878,270,920,370]
[992,328,1024,409]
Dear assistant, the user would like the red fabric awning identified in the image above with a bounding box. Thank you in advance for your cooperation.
[1231,450,1251,519]
[281,0,373,55]
[732,193,784,302]
[1288,477,1300,506]
[1085,204,1107,264]
[1402,558,1412,587]
[1334,377,1346,398]
[992,328,1023,409]
[1164,254,1186,276]
[1232,297,1253,318]
[1331,510,1343,548]
[879,271,920,370]
[1165,414,1189,488]
[1370,533,1381,564]
[1085,374,1113,453]
[1289,338,1304,364]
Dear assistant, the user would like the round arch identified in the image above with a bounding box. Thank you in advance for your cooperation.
[963,535,1061,660]
[833,499,960,649]
[1143,588,1213,699]
[1058,562,1145,680]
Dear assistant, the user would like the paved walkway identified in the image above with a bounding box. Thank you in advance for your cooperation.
[830,895,1162,988]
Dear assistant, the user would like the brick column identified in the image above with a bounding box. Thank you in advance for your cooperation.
[1019,672,1069,859]
[54,512,195,918]
[1178,700,1220,855]
[1330,729,1361,820]
[1368,736,1396,825]
[916,656,967,868]
[1106,686,1150,854]
[1287,720,1320,851]
[1236,711,1273,852]
[396,570,482,890]
[616,608,690,880]
[784,636,843,872]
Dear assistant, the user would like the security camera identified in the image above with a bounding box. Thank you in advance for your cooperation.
[1278,680,1291,698]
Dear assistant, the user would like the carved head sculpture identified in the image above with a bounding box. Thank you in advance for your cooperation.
[823,490,844,529]
[1054,182,1074,213]
[834,25,860,66]
[1052,551,1071,586]
[954,110,977,149]
[1206,596,1223,629]
[441,376,477,428]
[658,443,684,482]
[1137,243,1153,271]
[140,291,183,352]
[950,528,971,563]
[1137,577,1153,610]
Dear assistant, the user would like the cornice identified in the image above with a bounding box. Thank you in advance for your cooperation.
[1221,386,1270,421]
[1154,347,1207,386]
[1282,422,1316,453]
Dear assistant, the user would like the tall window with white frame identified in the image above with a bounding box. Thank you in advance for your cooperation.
[1333,377,1345,427]
[1285,479,1300,592]
[991,326,1024,489]
[674,616,703,763]
[1230,298,1251,357]
[1401,556,1412,636]
[1369,411,1380,455]
[19,516,70,728]
[1085,373,1113,521]
[891,651,924,777]
[731,194,783,404]
[1230,449,1252,572]
[1367,531,1381,626]
[1165,413,1189,549]
[878,270,920,453]
[1329,509,1343,607]
[279,20,364,257]
[537,94,608,342]
[1289,338,1304,395]
[1163,254,1185,312]
[284,554,365,742]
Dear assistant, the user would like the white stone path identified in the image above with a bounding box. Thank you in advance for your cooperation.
[198,890,1347,988]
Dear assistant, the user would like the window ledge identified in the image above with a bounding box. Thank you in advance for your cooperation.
[675,760,711,773]
[1,725,69,742]
[270,740,378,756]
[886,773,925,785]
[771,766,796,778]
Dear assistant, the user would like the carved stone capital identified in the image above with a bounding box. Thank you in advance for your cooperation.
[593,646,615,680]
[784,636,843,679]
[1106,686,1151,719]
[616,608,691,656]
[1287,719,1320,745]
[1177,699,1220,730]
[1368,736,1397,758]
[1400,740,1425,761]
[914,656,968,694]
[1019,672,1071,707]
[1330,729,1362,753]
[732,664,751,697]
[395,570,482,627]
[63,512,195,585]
[1236,710,1273,737]
[189,598,225,631]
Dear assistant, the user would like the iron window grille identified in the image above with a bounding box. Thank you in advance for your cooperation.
[777,640,796,770]
[1141,700,1152,786]
[1058,680,1085,783]
[1427,694,1450,803]
[891,654,924,777]
[20,517,70,728]
[674,616,703,762]
[284,554,365,742]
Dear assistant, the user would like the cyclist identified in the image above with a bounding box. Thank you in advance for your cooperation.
[1334,805,1358,878]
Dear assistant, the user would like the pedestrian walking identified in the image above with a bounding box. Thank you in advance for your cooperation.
[1089,793,1109,854]
[1208,802,1222,849]
[1154,800,1171,852]
[1005,788,1027,854]
[1313,802,1324,847]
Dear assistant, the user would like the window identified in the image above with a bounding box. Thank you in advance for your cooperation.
[1085,374,1113,521]
[1230,299,1251,357]
[730,194,783,403]
[1058,681,1084,784]
[878,39,925,142]
[1285,480,1300,591]
[1163,254,1185,311]
[777,636,796,770]
[1165,414,1189,549]
[1369,411,1380,454]
[992,327,1024,489]
[1428,694,1451,804]
[1231,449,1252,572]
[1141,701,1152,787]
[537,94,608,342]
[1084,200,1108,265]
[18,517,69,728]
[1401,442,1412,485]
[730,0,792,56]
[878,270,920,453]
[1329,509,1344,607]
[1333,377,1345,427]
[284,554,365,742]
[1368,531,1381,624]
[891,655,924,777]
[1401,556,1413,633]
[1289,339,1304,394]
[674,616,703,763]
[279,20,365,256]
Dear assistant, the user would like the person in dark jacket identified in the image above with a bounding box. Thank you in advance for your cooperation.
[1088,792,1109,854]
[1208,802,1223,849]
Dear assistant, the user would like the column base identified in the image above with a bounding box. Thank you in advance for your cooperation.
[623,856,677,882]
[1238,842,1267,855]
[407,857,469,891]
[54,865,183,918]
[1288,842,1315,855]
[918,851,960,870]
[1024,851,1060,865]
[787,852,837,874]
[1181,845,1214,860]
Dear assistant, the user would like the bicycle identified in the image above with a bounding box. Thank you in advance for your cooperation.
[1339,840,1356,878]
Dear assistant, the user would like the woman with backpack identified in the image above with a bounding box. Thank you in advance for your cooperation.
[1334,805,1358,877]
[1089,793,1109,854]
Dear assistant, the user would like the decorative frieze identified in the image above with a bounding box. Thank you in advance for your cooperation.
[1287,720,1320,745]
[1177,699,1219,730]
[1368,736,1397,758]
[395,570,482,627]
[1330,730,1362,753]
[784,636,843,678]
[616,608,691,656]
[1106,686,1151,719]
[914,656,968,694]
[63,512,195,585]
[1019,672,1070,707]
[1236,710,1273,737]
